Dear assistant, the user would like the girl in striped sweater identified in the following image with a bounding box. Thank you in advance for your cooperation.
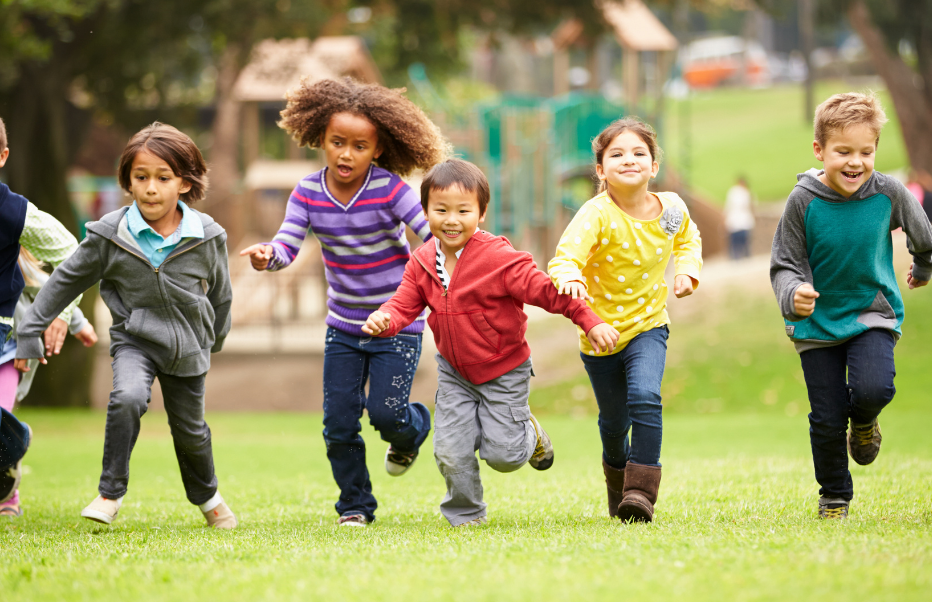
[241,78,449,526]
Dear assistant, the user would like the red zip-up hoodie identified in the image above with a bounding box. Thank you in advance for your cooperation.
[377,230,604,385]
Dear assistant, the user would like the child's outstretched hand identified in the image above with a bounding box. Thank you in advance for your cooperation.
[587,323,619,354]
[673,274,696,298]
[73,323,98,347]
[44,317,69,357]
[794,283,819,317]
[558,280,594,302]
[240,244,273,271]
[13,357,45,373]
[363,310,391,336]
[907,264,929,289]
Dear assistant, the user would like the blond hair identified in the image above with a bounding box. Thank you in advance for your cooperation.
[18,248,45,288]
[814,92,888,146]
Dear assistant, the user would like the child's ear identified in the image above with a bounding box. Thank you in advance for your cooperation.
[0,148,9,168]
[373,144,383,160]
[180,179,193,195]
[479,209,487,224]
[595,163,605,181]
[651,160,659,179]
[812,140,824,162]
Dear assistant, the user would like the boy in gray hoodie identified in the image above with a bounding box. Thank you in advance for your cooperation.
[770,92,932,519]
[15,123,235,528]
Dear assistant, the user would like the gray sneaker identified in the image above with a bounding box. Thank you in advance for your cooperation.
[848,418,882,466]
[818,496,849,519]
[528,414,554,470]
[455,516,487,528]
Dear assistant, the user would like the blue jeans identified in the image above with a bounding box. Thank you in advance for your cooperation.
[581,326,668,468]
[322,327,430,521]
[0,324,29,469]
[799,329,896,501]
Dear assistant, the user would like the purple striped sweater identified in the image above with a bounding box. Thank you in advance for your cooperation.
[265,165,431,336]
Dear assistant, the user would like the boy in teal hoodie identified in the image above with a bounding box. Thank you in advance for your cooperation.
[771,92,932,518]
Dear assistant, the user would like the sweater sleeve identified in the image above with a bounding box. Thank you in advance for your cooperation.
[670,198,703,283]
[208,234,233,352]
[506,250,603,334]
[770,189,812,321]
[16,235,104,360]
[19,202,82,324]
[887,176,932,282]
[376,257,430,337]
[265,184,312,272]
[390,182,432,243]
[548,202,604,289]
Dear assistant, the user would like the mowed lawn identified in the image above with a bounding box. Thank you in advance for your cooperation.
[663,80,910,203]
[2,282,931,600]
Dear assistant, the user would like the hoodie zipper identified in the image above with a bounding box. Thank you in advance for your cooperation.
[413,249,462,371]
[110,236,212,368]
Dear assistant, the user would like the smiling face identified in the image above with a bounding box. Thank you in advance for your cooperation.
[129,149,190,226]
[322,112,382,196]
[425,186,486,256]
[813,123,878,198]
[596,130,659,194]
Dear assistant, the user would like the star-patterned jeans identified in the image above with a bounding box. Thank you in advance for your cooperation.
[322,327,430,522]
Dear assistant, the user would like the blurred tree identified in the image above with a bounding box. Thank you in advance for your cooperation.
[844,0,932,179]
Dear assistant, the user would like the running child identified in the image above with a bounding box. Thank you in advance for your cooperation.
[240,78,448,526]
[15,122,236,528]
[0,116,94,516]
[0,249,98,517]
[364,159,617,527]
[770,92,932,519]
[549,118,702,523]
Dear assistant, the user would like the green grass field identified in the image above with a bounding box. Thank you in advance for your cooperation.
[2,281,931,600]
[663,81,910,204]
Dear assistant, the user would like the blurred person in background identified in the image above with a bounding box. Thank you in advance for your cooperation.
[724,176,755,260]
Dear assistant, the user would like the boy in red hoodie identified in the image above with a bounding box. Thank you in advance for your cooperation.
[364,159,618,526]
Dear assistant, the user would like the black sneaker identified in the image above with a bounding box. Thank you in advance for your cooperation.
[818,496,849,519]
[848,418,882,466]
[0,460,21,504]
[528,414,554,470]
[385,446,418,476]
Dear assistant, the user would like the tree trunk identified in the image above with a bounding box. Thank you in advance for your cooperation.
[848,0,932,175]
[2,61,97,408]
[204,42,247,248]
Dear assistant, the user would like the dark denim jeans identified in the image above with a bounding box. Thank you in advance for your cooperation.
[581,326,668,468]
[0,323,29,469]
[799,328,896,501]
[322,327,430,521]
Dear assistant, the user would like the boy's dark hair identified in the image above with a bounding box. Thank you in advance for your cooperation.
[420,159,490,214]
[118,122,208,204]
[0,117,7,151]
[279,78,450,177]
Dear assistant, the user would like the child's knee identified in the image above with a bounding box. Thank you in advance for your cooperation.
[109,386,149,416]
[481,445,527,473]
[852,378,895,410]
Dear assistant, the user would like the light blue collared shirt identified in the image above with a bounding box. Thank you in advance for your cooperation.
[126,200,204,268]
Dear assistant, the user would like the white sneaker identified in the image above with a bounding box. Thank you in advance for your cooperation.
[337,512,369,527]
[81,495,123,524]
[385,445,419,476]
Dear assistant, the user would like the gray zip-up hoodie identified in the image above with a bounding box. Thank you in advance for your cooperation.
[16,206,232,377]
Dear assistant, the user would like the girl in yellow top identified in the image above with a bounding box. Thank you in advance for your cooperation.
[548,117,702,523]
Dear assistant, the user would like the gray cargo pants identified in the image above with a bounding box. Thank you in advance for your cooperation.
[98,345,218,505]
[433,354,537,526]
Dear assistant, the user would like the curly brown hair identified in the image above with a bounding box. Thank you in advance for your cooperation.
[278,78,450,177]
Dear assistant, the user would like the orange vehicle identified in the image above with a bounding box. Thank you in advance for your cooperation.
[682,36,770,88]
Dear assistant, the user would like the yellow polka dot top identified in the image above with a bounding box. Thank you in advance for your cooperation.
[548,191,703,356]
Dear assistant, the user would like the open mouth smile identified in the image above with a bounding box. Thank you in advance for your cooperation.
[336,165,353,177]
[841,171,862,182]
[443,230,462,238]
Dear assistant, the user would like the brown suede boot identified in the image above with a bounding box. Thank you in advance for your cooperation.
[617,462,661,523]
[602,459,625,518]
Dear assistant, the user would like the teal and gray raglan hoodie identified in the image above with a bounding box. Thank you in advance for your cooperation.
[16,206,232,376]
[771,169,932,353]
